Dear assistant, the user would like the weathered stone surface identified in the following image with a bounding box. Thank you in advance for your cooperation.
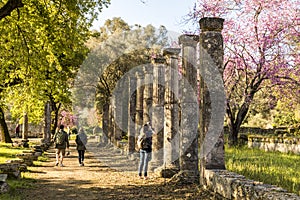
[111,93,122,145]
[16,153,38,166]
[199,17,226,184]
[178,34,199,184]
[163,48,180,171]
[0,181,9,194]
[127,75,137,156]
[248,136,300,154]
[5,159,24,164]
[149,58,165,170]
[135,70,144,150]
[154,164,179,178]
[203,169,300,200]
[199,17,224,32]
[108,97,114,144]
[143,64,153,124]
[0,174,7,182]
[0,163,21,179]
[101,103,109,145]
[171,170,199,185]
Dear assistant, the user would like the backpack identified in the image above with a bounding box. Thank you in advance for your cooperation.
[76,135,84,146]
[55,130,65,145]
[137,136,148,149]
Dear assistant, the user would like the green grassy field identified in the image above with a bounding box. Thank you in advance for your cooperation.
[0,143,25,163]
[225,145,300,196]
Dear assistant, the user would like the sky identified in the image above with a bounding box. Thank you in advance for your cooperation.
[92,0,197,34]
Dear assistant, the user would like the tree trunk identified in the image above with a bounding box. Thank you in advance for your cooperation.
[51,101,61,135]
[227,101,250,146]
[0,107,13,143]
[0,0,24,20]
[22,112,28,140]
[43,102,51,143]
[228,124,239,146]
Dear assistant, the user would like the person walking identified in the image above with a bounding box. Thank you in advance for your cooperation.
[15,124,20,138]
[53,124,70,167]
[137,122,154,180]
[76,127,88,166]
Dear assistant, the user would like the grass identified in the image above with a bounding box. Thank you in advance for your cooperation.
[0,143,26,163]
[0,177,37,200]
[225,145,300,196]
[0,142,46,199]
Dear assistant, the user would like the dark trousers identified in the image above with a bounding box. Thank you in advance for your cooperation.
[78,150,85,164]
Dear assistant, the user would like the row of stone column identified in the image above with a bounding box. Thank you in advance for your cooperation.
[106,17,226,184]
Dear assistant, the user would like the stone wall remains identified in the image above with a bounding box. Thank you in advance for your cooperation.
[248,135,300,154]
[203,169,300,200]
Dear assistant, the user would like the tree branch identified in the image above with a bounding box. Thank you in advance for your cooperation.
[0,0,24,21]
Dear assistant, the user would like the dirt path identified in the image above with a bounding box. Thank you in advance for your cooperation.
[17,139,219,200]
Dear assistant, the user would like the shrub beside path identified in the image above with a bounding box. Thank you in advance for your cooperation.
[17,138,219,200]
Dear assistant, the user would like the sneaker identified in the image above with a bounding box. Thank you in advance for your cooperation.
[81,162,84,166]
[144,176,149,180]
[55,162,59,166]
[60,164,64,167]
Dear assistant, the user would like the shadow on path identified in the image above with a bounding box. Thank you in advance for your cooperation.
[14,139,221,200]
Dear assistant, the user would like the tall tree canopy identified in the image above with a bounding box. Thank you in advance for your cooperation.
[73,17,169,126]
[0,0,110,142]
[189,0,300,145]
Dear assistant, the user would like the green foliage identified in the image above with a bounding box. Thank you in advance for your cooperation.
[225,146,300,196]
[73,17,169,125]
[273,101,300,127]
[243,88,300,129]
[0,0,111,138]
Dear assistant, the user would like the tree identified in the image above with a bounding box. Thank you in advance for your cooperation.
[73,17,169,134]
[0,0,111,142]
[189,0,300,145]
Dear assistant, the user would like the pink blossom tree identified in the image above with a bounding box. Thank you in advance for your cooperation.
[189,0,300,145]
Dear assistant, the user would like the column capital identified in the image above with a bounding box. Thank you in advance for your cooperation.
[143,65,153,74]
[163,48,181,57]
[199,17,224,32]
[135,70,144,79]
[178,34,199,47]
[152,57,166,64]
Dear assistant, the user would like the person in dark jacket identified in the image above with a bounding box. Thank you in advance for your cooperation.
[53,124,70,167]
[137,122,154,180]
[15,124,20,138]
[76,127,88,166]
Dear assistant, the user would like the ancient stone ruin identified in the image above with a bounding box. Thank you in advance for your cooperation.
[100,17,300,199]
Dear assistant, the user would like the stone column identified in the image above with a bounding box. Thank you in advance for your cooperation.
[156,48,181,178]
[143,65,153,124]
[102,103,109,145]
[176,34,199,184]
[128,74,137,159]
[198,17,226,185]
[135,70,144,150]
[107,97,114,146]
[113,78,125,148]
[43,102,51,143]
[22,112,29,147]
[149,57,165,171]
[110,96,116,145]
